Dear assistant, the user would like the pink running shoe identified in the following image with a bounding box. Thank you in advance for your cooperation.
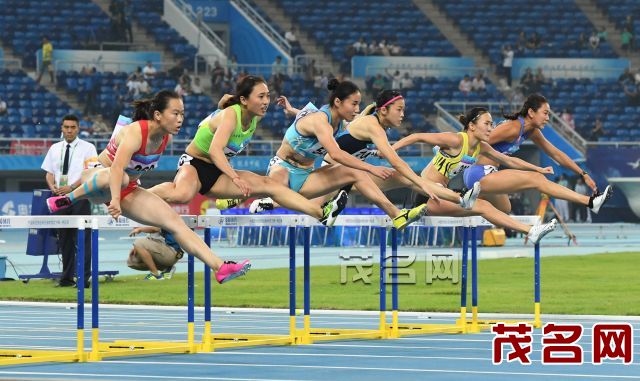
[46,196,72,213]
[215,260,251,284]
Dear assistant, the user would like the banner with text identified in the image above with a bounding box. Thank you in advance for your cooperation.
[351,56,476,78]
[511,58,629,80]
[37,50,162,73]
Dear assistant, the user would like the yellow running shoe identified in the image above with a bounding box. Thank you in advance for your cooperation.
[215,198,242,210]
[392,203,428,230]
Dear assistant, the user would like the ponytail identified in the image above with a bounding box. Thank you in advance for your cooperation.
[131,89,181,121]
[503,93,548,120]
[327,79,360,107]
[222,75,266,109]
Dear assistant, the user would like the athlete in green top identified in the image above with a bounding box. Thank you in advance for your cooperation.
[150,75,347,226]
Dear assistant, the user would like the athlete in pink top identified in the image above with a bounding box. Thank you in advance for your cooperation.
[46,90,250,283]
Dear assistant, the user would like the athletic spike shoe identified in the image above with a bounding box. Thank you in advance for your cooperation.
[589,185,613,214]
[392,203,429,230]
[249,197,274,214]
[460,182,482,210]
[161,265,177,280]
[46,195,72,213]
[215,260,251,284]
[319,190,349,227]
[144,272,165,281]
[215,198,243,210]
[527,218,557,244]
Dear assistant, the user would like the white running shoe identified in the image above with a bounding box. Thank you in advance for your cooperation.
[249,197,274,214]
[460,182,482,210]
[527,219,557,244]
[589,185,613,214]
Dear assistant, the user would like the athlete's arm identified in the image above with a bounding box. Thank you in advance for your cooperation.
[529,129,596,190]
[392,132,461,151]
[311,115,392,179]
[277,96,301,118]
[480,141,553,174]
[109,124,142,217]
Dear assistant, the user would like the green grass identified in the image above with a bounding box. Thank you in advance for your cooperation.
[1,252,639,316]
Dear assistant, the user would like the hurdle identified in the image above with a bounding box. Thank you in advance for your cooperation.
[0,216,90,365]
[199,214,298,350]
[0,215,200,365]
[87,215,200,361]
[385,215,543,338]
[297,215,389,344]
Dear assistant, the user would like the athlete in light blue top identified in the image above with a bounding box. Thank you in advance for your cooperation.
[254,79,432,230]
[463,94,612,216]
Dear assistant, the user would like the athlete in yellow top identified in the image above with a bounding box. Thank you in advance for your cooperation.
[392,107,558,244]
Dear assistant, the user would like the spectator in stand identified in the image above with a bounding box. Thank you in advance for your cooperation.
[589,117,604,141]
[36,36,54,84]
[386,69,401,89]
[210,61,226,96]
[303,58,316,87]
[520,67,535,94]
[597,26,607,43]
[554,174,570,222]
[138,76,151,97]
[180,70,192,88]
[371,73,386,95]
[621,27,633,53]
[174,77,190,97]
[83,68,99,116]
[574,177,591,222]
[126,74,141,98]
[378,39,390,56]
[271,55,286,81]
[575,32,588,50]
[367,40,379,55]
[589,30,600,51]
[623,80,640,106]
[531,67,548,93]
[501,44,514,86]
[122,0,133,43]
[560,108,575,130]
[516,31,527,54]
[458,74,472,95]
[191,77,203,95]
[142,61,157,82]
[624,15,634,35]
[400,72,414,90]
[0,96,7,116]
[471,71,486,93]
[527,32,542,50]
[353,37,366,55]
[284,27,301,52]
[618,67,634,84]
[228,55,238,79]
[168,60,185,81]
[313,70,324,98]
[91,115,110,136]
[389,38,402,56]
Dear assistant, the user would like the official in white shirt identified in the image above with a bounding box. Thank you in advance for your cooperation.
[41,114,98,287]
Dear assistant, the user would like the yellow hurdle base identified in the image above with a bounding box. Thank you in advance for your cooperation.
[0,350,83,366]
[206,334,294,350]
[386,323,465,338]
[95,341,195,359]
[299,328,385,343]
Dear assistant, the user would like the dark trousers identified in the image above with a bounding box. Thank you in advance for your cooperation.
[55,199,91,283]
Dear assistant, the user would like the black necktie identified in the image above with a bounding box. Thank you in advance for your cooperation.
[62,144,70,175]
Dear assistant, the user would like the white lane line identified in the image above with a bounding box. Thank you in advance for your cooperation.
[101,360,640,379]
[0,372,303,381]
